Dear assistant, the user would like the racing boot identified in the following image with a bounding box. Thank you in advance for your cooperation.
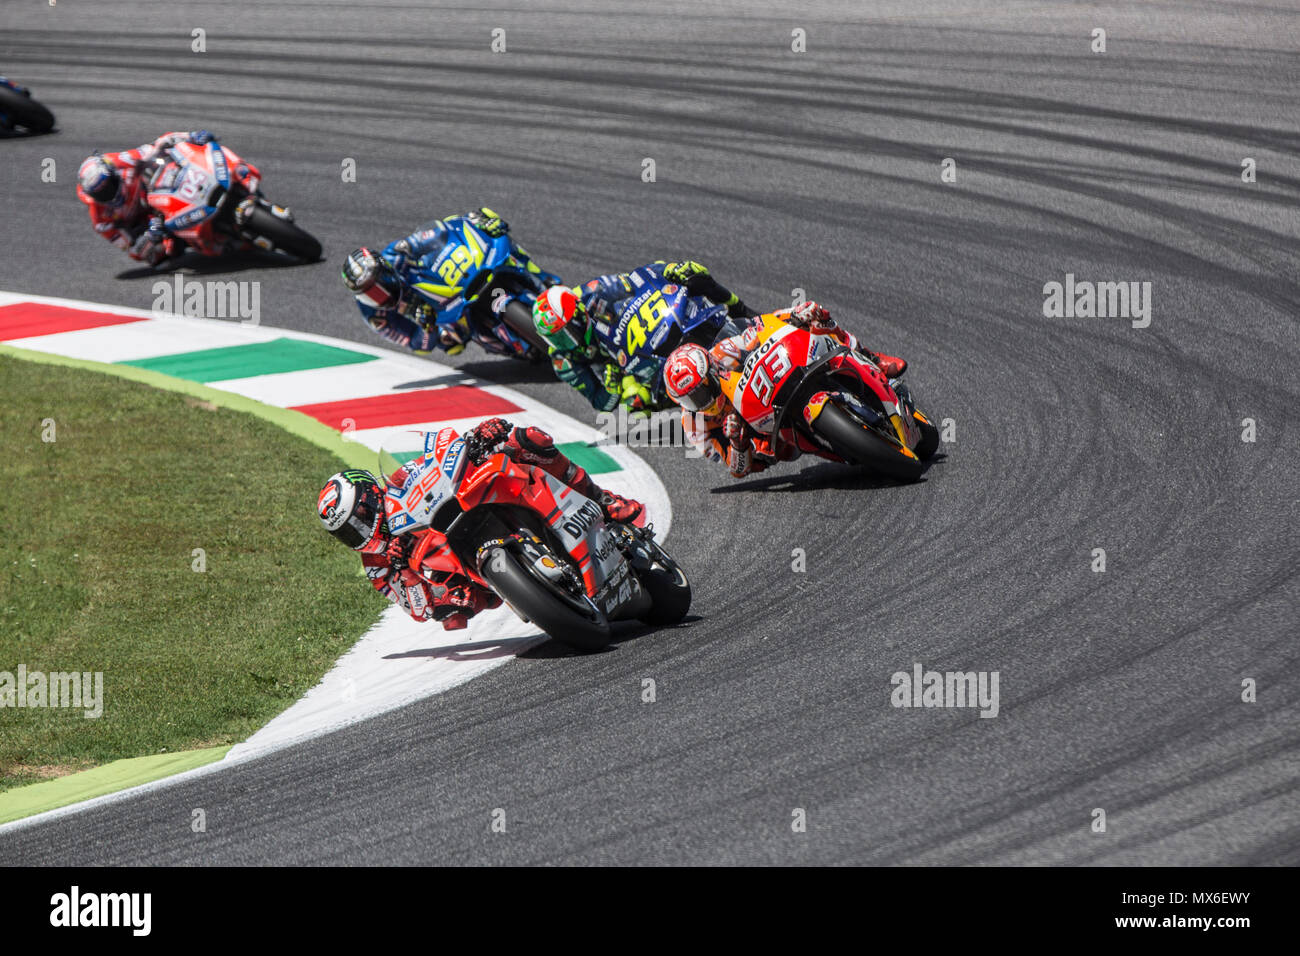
[600,490,645,526]
[504,424,647,525]
[867,350,907,379]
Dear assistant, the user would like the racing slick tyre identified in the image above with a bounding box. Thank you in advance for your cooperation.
[914,412,940,461]
[811,401,926,482]
[636,562,692,626]
[501,299,551,358]
[243,205,322,262]
[0,86,54,133]
[481,547,612,652]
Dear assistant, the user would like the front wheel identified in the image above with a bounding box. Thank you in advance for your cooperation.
[810,401,925,482]
[242,204,322,262]
[481,547,611,651]
[0,87,54,132]
[636,562,692,625]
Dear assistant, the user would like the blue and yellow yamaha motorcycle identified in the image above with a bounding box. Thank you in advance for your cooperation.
[591,275,745,407]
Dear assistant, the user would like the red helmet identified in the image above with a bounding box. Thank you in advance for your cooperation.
[532,285,590,353]
[663,344,722,416]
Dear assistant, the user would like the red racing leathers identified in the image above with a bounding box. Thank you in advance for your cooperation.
[76,131,235,263]
[360,525,498,631]
[360,420,645,630]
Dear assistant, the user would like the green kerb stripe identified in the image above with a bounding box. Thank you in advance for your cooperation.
[391,441,619,475]
[118,337,378,383]
[554,442,619,474]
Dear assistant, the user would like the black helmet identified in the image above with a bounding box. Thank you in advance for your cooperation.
[317,470,387,552]
[342,247,403,309]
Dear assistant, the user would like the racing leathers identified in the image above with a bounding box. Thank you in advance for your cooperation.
[555,260,757,412]
[463,418,645,524]
[75,130,225,266]
[360,529,500,631]
[364,419,645,630]
[350,209,558,355]
[684,302,907,478]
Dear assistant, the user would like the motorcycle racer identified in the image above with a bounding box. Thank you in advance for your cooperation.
[75,129,225,266]
[341,208,558,356]
[663,301,908,478]
[462,418,645,526]
[317,420,645,630]
[533,260,757,414]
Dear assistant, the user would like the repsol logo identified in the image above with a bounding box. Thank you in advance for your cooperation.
[562,500,602,539]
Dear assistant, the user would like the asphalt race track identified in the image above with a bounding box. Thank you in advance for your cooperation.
[1,1,1297,865]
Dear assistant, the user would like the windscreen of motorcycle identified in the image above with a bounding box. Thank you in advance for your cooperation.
[381,430,466,534]
[411,220,508,304]
[149,152,223,230]
[731,323,810,432]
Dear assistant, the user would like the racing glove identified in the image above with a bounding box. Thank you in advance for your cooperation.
[664,261,757,319]
[384,535,409,573]
[619,375,652,415]
[400,297,434,327]
[722,412,747,446]
[663,260,709,284]
[189,129,214,145]
[789,301,833,330]
[724,413,767,478]
[466,417,512,464]
[129,219,169,266]
[468,207,508,238]
[389,239,416,270]
[601,364,626,404]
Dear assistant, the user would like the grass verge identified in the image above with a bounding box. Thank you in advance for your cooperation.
[0,354,385,792]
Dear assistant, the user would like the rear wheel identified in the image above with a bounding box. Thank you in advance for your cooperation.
[636,562,692,625]
[242,205,322,262]
[810,401,925,482]
[500,299,550,356]
[481,547,611,651]
[0,87,54,133]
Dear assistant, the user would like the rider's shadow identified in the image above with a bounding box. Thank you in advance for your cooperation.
[453,357,557,386]
[114,250,323,280]
[391,373,481,390]
[709,455,946,494]
[518,615,704,659]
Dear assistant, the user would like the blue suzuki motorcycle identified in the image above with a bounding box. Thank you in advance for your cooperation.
[402,216,561,362]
